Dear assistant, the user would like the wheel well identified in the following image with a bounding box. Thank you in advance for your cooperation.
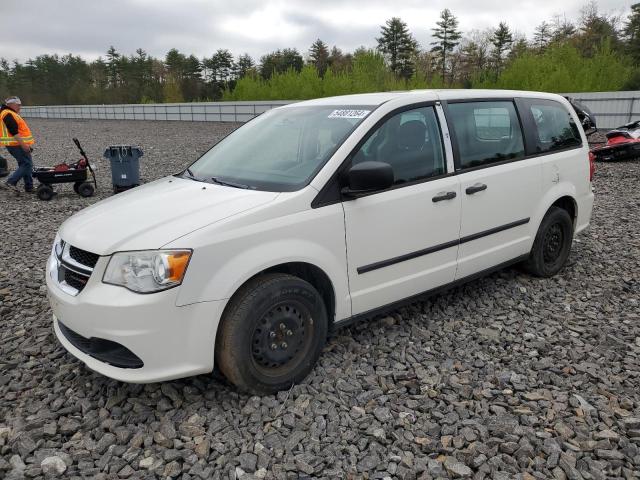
[225,263,336,326]
[551,196,577,226]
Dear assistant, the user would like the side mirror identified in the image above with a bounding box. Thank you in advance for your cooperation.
[341,161,394,198]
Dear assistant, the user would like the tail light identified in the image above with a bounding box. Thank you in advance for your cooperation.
[588,151,595,182]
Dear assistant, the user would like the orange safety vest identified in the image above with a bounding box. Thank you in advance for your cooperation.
[0,109,35,146]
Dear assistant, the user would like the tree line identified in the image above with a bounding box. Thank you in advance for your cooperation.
[1,1,639,105]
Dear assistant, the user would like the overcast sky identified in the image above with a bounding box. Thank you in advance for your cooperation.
[1,0,633,63]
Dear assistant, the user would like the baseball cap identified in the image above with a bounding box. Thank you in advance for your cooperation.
[4,96,21,105]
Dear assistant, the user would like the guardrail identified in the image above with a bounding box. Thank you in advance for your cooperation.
[20,92,640,129]
[21,101,293,123]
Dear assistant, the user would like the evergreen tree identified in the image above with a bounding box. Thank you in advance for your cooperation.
[165,48,186,80]
[259,49,303,78]
[491,22,514,74]
[575,2,621,57]
[283,49,304,71]
[377,17,418,79]
[328,46,352,72]
[235,54,255,79]
[551,15,576,43]
[105,46,121,88]
[509,37,530,61]
[624,3,640,62]
[534,22,552,51]
[308,39,330,76]
[431,9,462,83]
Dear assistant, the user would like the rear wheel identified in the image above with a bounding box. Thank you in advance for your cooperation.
[215,273,328,394]
[77,182,94,197]
[524,207,573,277]
[37,184,54,201]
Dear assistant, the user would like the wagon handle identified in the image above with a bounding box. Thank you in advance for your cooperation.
[72,137,97,191]
[73,137,86,157]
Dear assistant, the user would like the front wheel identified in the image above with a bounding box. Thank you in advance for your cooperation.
[524,207,573,277]
[215,273,328,394]
[37,184,54,201]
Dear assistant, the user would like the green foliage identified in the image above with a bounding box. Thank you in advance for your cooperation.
[163,77,184,102]
[224,50,434,101]
[481,43,632,92]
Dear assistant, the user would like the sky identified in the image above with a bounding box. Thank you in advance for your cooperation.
[0,0,633,63]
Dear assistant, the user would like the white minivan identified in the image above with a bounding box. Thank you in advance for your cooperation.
[47,90,594,394]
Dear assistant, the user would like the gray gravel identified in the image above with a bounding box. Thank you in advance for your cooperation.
[1,119,639,480]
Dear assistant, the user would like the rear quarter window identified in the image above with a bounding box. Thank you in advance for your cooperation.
[527,100,582,153]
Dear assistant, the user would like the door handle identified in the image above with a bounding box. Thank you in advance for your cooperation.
[465,183,487,195]
[432,191,457,202]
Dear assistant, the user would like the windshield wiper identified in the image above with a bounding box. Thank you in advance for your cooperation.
[210,177,252,189]
[183,167,202,182]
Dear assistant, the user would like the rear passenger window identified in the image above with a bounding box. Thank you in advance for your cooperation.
[353,106,446,185]
[448,101,525,170]
[528,100,582,153]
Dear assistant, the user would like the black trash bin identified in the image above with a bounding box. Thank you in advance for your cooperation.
[0,154,8,177]
[103,145,143,193]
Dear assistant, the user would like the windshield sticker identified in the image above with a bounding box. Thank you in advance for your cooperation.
[328,109,371,119]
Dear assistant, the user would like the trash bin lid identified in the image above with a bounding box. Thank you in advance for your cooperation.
[103,145,143,159]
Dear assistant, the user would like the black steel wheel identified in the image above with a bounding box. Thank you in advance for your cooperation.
[250,300,313,374]
[216,273,328,394]
[37,184,54,201]
[77,182,94,197]
[524,206,573,277]
[73,182,82,194]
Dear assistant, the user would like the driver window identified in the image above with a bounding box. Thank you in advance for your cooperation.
[352,106,446,184]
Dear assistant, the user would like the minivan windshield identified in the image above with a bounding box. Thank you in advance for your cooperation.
[187,106,373,191]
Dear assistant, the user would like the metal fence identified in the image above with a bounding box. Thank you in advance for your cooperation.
[20,101,293,123]
[562,91,640,129]
[19,92,640,129]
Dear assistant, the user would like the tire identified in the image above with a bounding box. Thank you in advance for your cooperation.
[73,182,81,194]
[37,184,54,201]
[77,182,94,197]
[0,156,8,178]
[215,273,328,395]
[524,206,573,277]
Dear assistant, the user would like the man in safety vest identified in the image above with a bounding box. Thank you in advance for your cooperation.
[0,96,35,195]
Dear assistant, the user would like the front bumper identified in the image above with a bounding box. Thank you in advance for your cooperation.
[47,253,226,383]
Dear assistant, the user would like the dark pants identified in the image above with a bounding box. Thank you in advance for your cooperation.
[6,146,33,190]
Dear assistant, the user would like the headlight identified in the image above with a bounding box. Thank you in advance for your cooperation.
[52,233,65,258]
[103,250,192,293]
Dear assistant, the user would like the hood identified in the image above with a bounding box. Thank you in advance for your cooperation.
[59,176,279,255]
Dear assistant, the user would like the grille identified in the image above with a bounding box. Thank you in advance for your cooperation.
[64,267,89,292]
[69,246,99,268]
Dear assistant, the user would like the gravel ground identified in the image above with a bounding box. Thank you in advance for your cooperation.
[0,119,639,480]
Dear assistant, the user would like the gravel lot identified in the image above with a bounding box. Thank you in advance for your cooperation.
[1,119,639,480]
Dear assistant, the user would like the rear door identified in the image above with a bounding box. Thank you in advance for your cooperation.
[444,99,542,279]
[342,104,461,315]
